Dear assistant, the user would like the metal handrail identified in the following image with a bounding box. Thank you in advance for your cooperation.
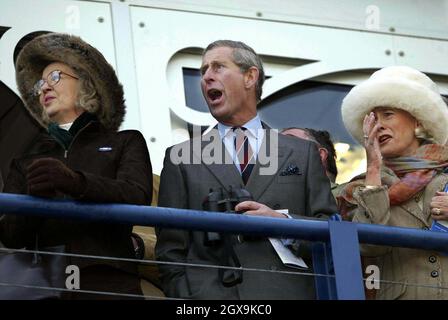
[1,193,448,300]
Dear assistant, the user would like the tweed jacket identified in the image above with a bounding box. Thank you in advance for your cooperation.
[351,167,448,299]
[156,127,337,299]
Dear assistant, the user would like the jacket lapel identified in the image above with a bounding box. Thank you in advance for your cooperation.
[380,168,428,226]
[195,122,290,198]
[399,200,429,227]
[194,129,243,190]
[246,130,291,200]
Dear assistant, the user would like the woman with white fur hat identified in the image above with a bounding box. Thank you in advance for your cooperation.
[338,66,448,299]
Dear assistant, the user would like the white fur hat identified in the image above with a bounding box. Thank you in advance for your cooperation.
[341,66,448,145]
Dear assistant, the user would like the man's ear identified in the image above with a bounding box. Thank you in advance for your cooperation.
[318,147,329,169]
[244,66,259,90]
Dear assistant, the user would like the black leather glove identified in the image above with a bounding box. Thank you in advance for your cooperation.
[26,157,85,198]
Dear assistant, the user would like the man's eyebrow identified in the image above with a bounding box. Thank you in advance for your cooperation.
[200,63,208,75]
[200,61,220,75]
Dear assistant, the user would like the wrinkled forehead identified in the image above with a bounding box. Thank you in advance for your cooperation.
[201,46,235,65]
[41,61,75,77]
[373,106,413,116]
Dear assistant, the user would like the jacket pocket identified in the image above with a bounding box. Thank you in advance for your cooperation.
[277,175,302,184]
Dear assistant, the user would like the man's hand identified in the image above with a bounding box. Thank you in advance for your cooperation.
[26,157,85,197]
[235,201,287,218]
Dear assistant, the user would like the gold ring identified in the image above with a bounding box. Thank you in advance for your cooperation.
[434,208,441,215]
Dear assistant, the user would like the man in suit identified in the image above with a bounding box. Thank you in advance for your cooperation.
[155,40,337,299]
[281,127,338,186]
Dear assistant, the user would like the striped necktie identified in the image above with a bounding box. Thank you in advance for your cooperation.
[233,127,255,184]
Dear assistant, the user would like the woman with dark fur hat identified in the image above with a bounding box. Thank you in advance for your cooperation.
[338,66,448,299]
[0,33,152,299]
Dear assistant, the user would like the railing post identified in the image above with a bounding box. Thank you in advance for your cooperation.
[328,220,365,300]
[312,241,337,300]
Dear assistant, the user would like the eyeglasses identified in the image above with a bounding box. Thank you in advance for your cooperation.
[33,70,79,96]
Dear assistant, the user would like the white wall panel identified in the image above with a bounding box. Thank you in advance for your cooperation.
[0,0,116,96]
[130,6,398,173]
[121,0,448,40]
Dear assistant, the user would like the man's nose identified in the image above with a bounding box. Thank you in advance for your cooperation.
[202,68,214,82]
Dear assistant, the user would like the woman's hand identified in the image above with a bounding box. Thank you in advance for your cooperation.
[363,112,382,186]
[430,191,448,220]
[235,201,287,218]
[26,157,85,197]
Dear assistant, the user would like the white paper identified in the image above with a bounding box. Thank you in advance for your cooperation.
[268,209,309,270]
[438,221,448,228]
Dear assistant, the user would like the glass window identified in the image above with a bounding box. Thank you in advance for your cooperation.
[183,67,208,113]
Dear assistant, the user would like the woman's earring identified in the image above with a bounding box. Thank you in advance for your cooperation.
[414,127,425,139]
[415,127,433,142]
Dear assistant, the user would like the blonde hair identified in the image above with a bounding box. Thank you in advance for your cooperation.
[75,68,99,113]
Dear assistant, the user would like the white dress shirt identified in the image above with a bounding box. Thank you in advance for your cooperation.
[217,115,264,174]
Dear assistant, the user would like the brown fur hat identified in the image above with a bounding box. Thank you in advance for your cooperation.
[15,33,125,131]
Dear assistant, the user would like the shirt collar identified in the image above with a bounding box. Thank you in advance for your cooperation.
[217,115,263,140]
[59,122,73,131]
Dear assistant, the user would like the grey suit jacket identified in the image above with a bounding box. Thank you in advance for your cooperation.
[156,127,337,299]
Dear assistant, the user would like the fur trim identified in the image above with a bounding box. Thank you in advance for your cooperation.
[15,33,125,131]
[341,66,448,145]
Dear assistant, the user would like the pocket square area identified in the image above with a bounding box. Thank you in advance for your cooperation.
[280,164,301,176]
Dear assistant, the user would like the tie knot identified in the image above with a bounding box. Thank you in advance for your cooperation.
[232,126,247,132]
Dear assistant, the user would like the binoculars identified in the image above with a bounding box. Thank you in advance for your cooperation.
[202,185,253,287]
[202,185,252,246]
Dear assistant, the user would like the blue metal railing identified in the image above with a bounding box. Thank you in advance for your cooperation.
[1,193,448,300]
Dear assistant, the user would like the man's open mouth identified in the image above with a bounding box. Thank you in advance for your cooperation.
[207,89,223,102]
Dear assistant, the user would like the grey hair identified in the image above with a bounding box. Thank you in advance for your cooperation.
[74,68,100,114]
[204,40,265,102]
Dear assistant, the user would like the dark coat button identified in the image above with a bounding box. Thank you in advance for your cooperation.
[273,204,281,210]
[431,270,439,278]
[429,256,437,263]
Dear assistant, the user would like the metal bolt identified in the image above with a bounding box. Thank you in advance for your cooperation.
[389,27,395,32]
[398,51,405,57]
[385,49,391,56]
[256,11,262,17]
[139,22,145,28]
[150,137,156,143]
[98,17,104,23]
